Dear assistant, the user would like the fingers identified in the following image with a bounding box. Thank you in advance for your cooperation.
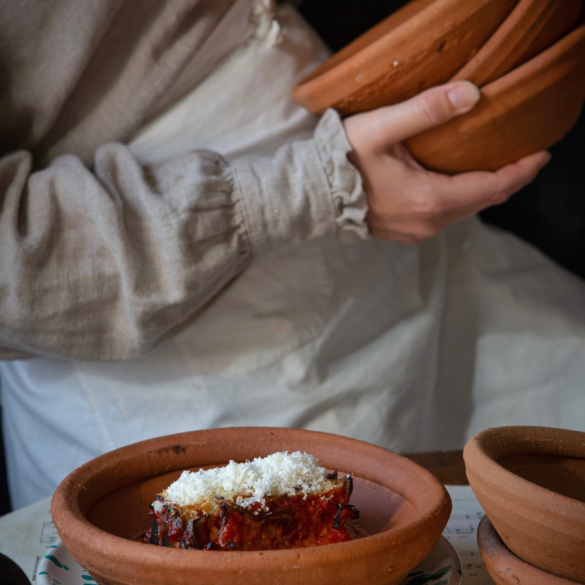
[492,151,552,198]
[345,83,551,246]
[366,150,551,245]
[349,82,481,151]
[431,150,552,212]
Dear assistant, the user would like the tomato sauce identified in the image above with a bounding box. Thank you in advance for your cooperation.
[144,479,359,551]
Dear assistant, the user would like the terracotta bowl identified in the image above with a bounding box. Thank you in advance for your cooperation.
[291,0,519,116]
[51,427,452,585]
[451,0,583,87]
[463,426,585,583]
[292,0,585,173]
[478,515,581,585]
[406,20,585,173]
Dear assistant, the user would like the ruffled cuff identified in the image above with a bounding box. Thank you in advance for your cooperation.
[313,108,369,242]
[231,108,368,256]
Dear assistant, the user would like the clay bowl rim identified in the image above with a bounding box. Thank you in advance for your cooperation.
[293,0,434,85]
[449,0,584,87]
[405,18,585,173]
[51,427,451,573]
[478,514,581,585]
[471,17,585,107]
[291,0,517,112]
[463,426,585,517]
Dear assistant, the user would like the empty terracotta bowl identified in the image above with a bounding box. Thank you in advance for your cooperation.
[463,426,585,583]
[51,427,452,585]
[406,20,585,173]
[291,0,519,115]
[478,515,581,585]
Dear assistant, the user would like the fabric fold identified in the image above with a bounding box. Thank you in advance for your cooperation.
[232,108,369,255]
[0,145,251,360]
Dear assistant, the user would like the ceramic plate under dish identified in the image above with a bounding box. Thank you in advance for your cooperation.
[37,536,461,585]
[398,536,462,585]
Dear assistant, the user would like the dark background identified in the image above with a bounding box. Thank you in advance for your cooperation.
[299,0,585,280]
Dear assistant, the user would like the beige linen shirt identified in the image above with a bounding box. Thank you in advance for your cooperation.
[0,0,367,361]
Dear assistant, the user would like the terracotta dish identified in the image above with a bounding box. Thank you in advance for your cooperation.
[51,427,452,585]
[478,515,581,585]
[451,0,583,87]
[463,426,585,583]
[291,0,519,115]
[406,21,585,173]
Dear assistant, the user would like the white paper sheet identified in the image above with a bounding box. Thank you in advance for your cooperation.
[445,485,492,584]
[0,496,56,581]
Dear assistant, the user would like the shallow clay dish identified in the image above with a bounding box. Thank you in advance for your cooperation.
[464,426,585,583]
[51,427,452,585]
[478,515,581,585]
[407,21,585,173]
[451,0,583,87]
[291,0,519,115]
[36,535,463,585]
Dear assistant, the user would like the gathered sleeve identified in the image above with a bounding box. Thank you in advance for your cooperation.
[0,109,368,360]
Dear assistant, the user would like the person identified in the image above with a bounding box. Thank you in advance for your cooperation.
[1,0,584,509]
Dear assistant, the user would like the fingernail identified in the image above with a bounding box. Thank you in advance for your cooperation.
[447,82,481,113]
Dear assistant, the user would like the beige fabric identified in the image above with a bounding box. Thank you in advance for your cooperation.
[1,0,235,162]
[0,0,368,360]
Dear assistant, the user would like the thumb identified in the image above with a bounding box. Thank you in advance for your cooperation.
[368,81,481,148]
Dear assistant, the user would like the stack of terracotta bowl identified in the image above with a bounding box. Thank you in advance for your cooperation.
[292,0,585,173]
[464,426,585,585]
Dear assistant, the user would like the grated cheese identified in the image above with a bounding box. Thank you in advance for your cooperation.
[158,452,335,510]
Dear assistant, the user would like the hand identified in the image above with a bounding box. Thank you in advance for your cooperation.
[343,81,551,244]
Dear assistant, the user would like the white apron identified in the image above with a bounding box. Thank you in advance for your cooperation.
[2,2,584,510]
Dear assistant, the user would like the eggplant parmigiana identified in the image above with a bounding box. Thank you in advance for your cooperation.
[144,452,359,551]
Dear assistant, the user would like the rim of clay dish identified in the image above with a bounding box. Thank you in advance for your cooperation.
[479,18,585,109]
[291,0,518,114]
[52,427,451,574]
[463,426,585,516]
[294,0,435,83]
[450,0,583,87]
[478,515,581,585]
[406,19,585,173]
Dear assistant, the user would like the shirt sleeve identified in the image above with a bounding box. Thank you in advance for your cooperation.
[0,109,367,361]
